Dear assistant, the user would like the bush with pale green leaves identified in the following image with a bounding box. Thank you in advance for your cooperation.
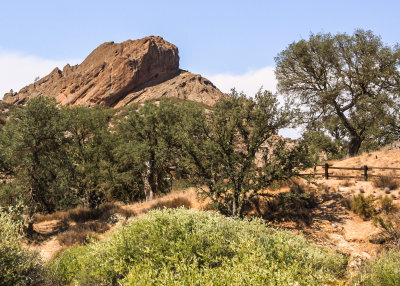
[0,211,44,286]
[49,208,348,285]
[354,249,400,286]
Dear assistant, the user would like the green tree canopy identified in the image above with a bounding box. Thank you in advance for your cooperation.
[114,100,184,201]
[180,90,305,217]
[275,30,400,157]
[0,97,74,234]
[62,105,116,207]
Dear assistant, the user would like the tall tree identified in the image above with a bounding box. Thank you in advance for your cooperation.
[0,97,73,234]
[180,90,305,217]
[115,100,183,201]
[63,105,116,207]
[275,30,400,157]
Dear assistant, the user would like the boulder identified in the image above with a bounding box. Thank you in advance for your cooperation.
[3,36,223,107]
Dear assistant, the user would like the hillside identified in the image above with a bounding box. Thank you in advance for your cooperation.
[2,36,224,107]
[28,146,400,264]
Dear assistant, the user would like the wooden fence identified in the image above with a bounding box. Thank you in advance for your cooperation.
[299,163,400,181]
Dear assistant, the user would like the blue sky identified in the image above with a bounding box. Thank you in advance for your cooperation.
[1,1,399,108]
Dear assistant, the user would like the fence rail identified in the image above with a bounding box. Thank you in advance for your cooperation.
[301,163,400,181]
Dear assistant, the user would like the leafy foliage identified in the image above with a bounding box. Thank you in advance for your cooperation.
[63,105,116,207]
[180,90,307,216]
[351,194,375,219]
[276,29,400,156]
[0,210,44,286]
[354,249,400,286]
[0,97,74,226]
[301,130,345,163]
[48,208,348,285]
[114,100,184,201]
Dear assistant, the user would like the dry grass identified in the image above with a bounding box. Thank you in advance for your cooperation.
[150,196,192,210]
[340,180,354,187]
[34,202,135,224]
[372,176,399,191]
[57,221,110,246]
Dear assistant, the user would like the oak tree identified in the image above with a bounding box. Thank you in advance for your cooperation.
[275,30,400,156]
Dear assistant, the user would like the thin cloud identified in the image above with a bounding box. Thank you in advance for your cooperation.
[206,66,277,96]
[0,49,80,99]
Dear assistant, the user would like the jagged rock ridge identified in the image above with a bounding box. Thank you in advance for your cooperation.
[3,36,224,107]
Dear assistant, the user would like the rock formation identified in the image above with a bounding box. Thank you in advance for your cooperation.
[3,36,224,107]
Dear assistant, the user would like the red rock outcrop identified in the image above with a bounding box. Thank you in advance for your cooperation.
[3,36,224,107]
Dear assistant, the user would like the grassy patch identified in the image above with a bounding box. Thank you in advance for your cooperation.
[354,249,400,286]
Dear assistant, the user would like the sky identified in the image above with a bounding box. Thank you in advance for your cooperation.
[0,1,399,137]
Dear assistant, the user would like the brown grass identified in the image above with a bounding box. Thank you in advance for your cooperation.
[150,196,192,210]
[57,221,110,246]
[372,176,399,191]
[340,180,354,187]
[34,202,135,224]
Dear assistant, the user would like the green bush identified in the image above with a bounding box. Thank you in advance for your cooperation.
[0,211,44,286]
[354,249,400,286]
[49,208,348,285]
[351,194,375,219]
[380,195,397,214]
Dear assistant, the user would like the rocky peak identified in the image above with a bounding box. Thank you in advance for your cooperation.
[3,36,223,107]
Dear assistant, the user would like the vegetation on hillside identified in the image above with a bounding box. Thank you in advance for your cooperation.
[2,29,400,285]
[48,208,348,285]
[0,210,44,286]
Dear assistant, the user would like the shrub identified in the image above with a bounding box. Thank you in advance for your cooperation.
[340,180,354,187]
[354,249,400,286]
[372,212,400,247]
[380,195,397,214]
[351,194,375,219]
[249,186,318,224]
[48,208,347,285]
[372,175,399,190]
[0,211,44,285]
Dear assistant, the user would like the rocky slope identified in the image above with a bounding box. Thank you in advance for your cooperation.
[3,36,224,107]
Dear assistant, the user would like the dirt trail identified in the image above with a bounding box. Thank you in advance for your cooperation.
[29,188,201,261]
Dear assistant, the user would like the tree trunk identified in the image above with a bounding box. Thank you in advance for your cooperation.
[232,198,237,216]
[144,160,153,201]
[232,193,239,216]
[25,208,35,238]
[347,136,362,157]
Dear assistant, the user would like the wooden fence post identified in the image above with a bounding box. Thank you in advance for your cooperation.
[325,163,329,179]
[363,165,368,181]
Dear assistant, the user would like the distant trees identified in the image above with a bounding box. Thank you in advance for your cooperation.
[180,90,306,217]
[275,29,400,157]
[0,93,309,220]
